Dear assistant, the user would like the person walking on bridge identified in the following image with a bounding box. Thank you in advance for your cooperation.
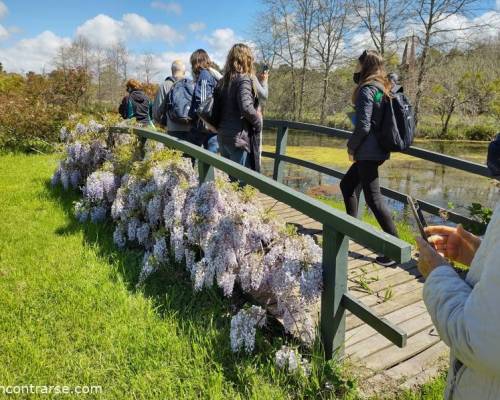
[118,79,154,127]
[340,50,398,266]
[152,60,192,140]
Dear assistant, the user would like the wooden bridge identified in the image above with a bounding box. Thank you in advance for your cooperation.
[113,120,495,394]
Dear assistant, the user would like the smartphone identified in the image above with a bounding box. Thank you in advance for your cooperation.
[407,195,428,240]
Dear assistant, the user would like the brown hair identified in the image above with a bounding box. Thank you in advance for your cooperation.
[126,79,142,92]
[222,43,255,88]
[352,50,391,104]
[190,49,212,79]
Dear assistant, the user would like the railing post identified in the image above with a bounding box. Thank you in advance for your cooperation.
[198,160,214,185]
[273,124,288,183]
[320,224,349,359]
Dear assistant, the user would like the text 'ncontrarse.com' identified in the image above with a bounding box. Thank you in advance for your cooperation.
[0,385,103,395]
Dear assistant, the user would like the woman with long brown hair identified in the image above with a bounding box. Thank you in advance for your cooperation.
[217,43,262,171]
[340,50,398,266]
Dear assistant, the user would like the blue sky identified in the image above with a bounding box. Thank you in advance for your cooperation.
[0,0,498,78]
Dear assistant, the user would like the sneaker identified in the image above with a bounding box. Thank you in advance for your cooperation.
[376,256,396,267]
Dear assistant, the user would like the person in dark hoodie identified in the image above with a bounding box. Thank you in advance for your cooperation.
[119,79,154,127]
[340,50,398,266]
[217,43,262,174]
[187,49,221,153]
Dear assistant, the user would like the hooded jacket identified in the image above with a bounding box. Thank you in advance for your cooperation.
[423,203,500,399]
[119,90,152,123]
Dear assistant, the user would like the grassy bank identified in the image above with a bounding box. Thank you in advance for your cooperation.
[0,153,446,399]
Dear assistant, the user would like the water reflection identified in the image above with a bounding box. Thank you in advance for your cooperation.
[261,129,499,216]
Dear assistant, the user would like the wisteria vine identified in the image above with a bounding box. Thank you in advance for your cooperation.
[52,119,323,368]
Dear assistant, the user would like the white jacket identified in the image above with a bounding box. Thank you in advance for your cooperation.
[423,203,500,399]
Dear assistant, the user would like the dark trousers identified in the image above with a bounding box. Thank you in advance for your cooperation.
[340,160,398,237]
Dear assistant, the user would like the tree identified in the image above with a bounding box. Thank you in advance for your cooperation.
[259,0,300,118]
[412,0,480,128]
[295,0,318,120]
[351,0,411,57]
[141,53,157,84]
[311,0,349,124]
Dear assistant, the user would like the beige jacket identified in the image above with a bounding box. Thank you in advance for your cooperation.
[423,203,500,399]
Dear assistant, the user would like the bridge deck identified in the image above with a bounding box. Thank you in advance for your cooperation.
[257,193,448,393]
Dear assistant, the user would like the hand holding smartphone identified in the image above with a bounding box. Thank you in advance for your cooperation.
[407,196,428,240]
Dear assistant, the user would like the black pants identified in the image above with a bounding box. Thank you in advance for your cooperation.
[340,160,398,237]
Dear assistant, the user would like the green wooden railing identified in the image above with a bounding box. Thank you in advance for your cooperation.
[263,119,498,228]
[111,125,412,360]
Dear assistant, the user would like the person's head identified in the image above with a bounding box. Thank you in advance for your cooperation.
[222,43,255,86]
[171,59,186,79]
[126,79,142,93]
[387,72,399,86]
[352,50,391,103]
[190,49,212,78]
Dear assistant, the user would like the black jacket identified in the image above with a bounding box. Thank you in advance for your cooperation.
[218,74,262,168]
[119,90,152,123]
[347,84,389,161]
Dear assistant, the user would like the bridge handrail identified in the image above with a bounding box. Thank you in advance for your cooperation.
[111,125,412,358]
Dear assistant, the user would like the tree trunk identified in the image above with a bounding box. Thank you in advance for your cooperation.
[320,68,331,125]
[413,0,435,130]
[441,100,455,137]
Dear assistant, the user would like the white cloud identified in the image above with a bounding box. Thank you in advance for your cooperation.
[189,22,206,32]
[0,24,8,40]
[0,1,7,18]
[75,14,123,48]
[129,51,193,81]
[151,1,182,15]
[0,30,71,72]
[203,28,244,66]
[75,13,183,48]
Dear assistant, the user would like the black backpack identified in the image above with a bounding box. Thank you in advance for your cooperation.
[165,78,195,124]
[487,133,500,177]
[375,85,415,152]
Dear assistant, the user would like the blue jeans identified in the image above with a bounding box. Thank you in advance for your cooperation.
[219,142,251,167]
[219,141,251,184]
[189,129,219,153]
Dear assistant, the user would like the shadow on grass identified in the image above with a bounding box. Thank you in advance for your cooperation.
[43,179,286,395]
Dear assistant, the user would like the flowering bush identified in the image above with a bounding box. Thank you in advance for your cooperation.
[52,119,323,360]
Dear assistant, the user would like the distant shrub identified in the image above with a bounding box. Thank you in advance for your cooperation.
[464,125,496,141]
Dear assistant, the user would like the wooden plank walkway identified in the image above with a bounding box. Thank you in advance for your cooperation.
[257,193,449,394]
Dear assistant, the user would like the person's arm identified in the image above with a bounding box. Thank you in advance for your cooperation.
[118,96,128,119]
[237,77,262,133]
[347,85,376,154]
[253,75,268,102]
[152,81,170,124]
[422,242,500,377]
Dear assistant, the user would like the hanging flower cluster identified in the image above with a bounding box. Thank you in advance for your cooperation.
[52,119,324,357]
[275,345,311,375]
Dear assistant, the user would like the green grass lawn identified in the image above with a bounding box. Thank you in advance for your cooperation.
[0,153,446,399]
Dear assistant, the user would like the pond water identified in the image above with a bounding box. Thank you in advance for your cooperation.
[261,129,499,219]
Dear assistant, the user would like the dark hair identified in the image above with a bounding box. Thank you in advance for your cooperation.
[190,49,212,79]
[352,50,391,103]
